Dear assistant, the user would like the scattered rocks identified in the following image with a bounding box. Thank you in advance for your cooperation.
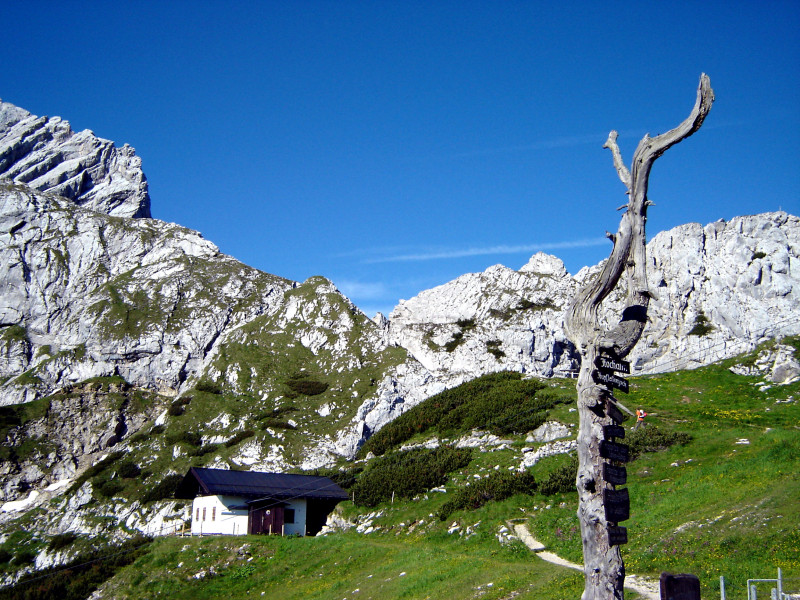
[525,421,569,443]
[730,343,800,386]
[519,440,577,469]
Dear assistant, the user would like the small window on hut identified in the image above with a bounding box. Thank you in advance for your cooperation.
[285,508,295,524]
[202,507,206,521]
[196,508,200,521]
[212,507,216,521]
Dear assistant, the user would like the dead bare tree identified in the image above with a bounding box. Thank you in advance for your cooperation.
[564,74,714,600]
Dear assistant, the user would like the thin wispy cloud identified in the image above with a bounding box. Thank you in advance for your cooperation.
[364,237,609,263]
[444,133,605,159]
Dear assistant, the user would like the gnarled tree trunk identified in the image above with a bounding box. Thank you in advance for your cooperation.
[564,74,714,600]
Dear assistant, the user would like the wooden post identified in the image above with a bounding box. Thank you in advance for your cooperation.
[564,74,714,600]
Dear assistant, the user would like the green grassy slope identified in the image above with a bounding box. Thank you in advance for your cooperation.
[6,339,799,599]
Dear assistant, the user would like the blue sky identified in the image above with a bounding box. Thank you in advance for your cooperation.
[3,1,799,316]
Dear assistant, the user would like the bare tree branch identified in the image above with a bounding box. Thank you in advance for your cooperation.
[562,74,714,600]
[603,131,631,190]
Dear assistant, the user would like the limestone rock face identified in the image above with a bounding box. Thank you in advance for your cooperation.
[0,184,292,405]
[388,253,580,387]
[0,380,166,504]
[388,213,800,386]
[622,212,800,372]
[0,100,150,218]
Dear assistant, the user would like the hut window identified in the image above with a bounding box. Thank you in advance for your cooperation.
[285,508,295,524]
[212,507,216,521]
[202,507,206,521]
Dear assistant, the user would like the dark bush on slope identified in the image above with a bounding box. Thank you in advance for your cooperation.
[351,446,472,507]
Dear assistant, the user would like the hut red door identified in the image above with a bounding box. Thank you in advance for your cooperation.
[248,504,284,535]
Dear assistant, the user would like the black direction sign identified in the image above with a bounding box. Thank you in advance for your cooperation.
[605,399,624,424]
[607,525,628,546]
[603,463,628,486]
[603,488,630,522]
[600,440,630,463]
[603,424,625,440]
[659,573,701,600]
[592,369,630,393]
[595,355,631,374]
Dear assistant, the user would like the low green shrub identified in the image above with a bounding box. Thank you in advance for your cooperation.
[166,431,202,447]
[516,298,557,311]
[66,451,126,494]
[12,550,36,566]
[444,331,464,352]
[255,406,298,420]
[117,460,141,478]
[351,446,471,507]
[141,474,183,503]
[538,455,578,496]
[95,478,124,498]
[486,340,506,359]
[225,430,256,447]
[126,431,149,445]
[260,418,296,430]
[191,443,220,457]
[47,533,78,552]
[309,465,363,490]
[195,380,222,395]
[627,425,691,459]
[688,311,714,336]
[285,376,328,397]
[0,536,151,600]
[360,372,569,457]
[439,470,537,520]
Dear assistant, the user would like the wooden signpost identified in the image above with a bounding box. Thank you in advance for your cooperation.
[592,369,630,393]
[659,572,701,600]
[607,526,628,547]
[603,488,630,522]
[603,463,627,486]
[563,75,714,600]
[599,356,632,546]
[605,398,624,424]
[595,356,631,374]
[600,440,630,463]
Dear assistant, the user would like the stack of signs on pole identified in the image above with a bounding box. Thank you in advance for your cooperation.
[593,356,631,393]
[595,354,632,547]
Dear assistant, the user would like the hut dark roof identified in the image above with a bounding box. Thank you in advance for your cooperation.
[175,467,349,502]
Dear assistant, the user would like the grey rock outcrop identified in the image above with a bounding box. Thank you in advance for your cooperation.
[0,380,166,503]
[388,252,579,387]
[0,183,292,405]
[388,213,800,387]
[624,212,800,373]
[0,100,150,218]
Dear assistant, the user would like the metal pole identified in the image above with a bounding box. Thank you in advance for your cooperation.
[777,568,782,599]
[720,575,726,600]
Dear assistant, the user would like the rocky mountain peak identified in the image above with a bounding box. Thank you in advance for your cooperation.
[387,212,800,388]
[0,100,150,218]
[519,252,568,277]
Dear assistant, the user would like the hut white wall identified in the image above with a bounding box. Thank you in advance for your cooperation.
[283,498,307,536]
[191,495,248,535]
